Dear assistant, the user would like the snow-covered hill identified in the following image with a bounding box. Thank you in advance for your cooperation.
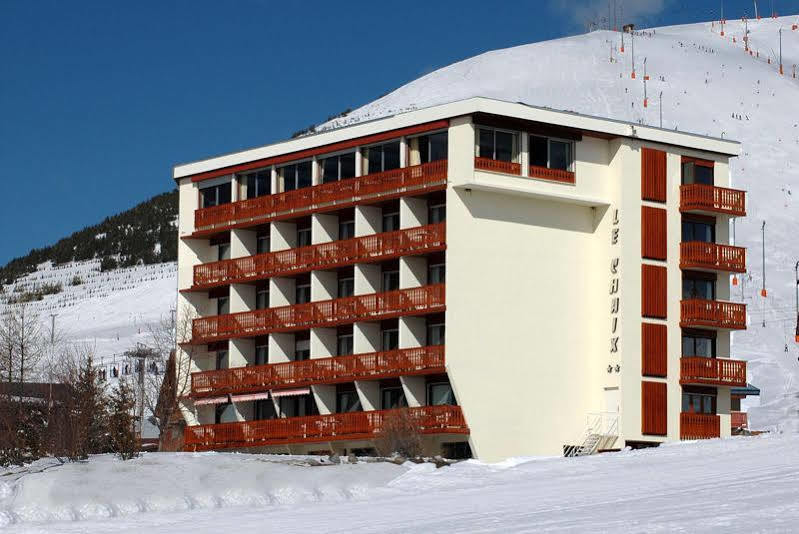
[317,15,799,430]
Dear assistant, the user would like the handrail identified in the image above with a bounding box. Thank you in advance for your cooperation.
[680,184,746,216]
[184,405,468,451]
[679,357,747,387]
[474,157,521,175]
[528,164,575,184]
[193,224,445,289]
[191,284,445,344]
[680,299,747,330]
[191,345,445,397]
[680,241,746,273]
[680,412,720,440]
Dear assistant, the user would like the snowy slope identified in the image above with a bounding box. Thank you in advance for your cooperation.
[2,434,799,532]
[319,16,799,430]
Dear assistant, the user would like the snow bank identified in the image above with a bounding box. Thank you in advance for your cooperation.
[0,453,405,527]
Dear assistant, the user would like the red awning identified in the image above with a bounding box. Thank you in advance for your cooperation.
[271,387,311,398]
[230,392,271,403]
[193,395,229,406]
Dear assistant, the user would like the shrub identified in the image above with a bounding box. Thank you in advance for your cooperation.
[39,282,62,296]
[374,411,423,458]
[100,256,118,272]
[70,275,83,286]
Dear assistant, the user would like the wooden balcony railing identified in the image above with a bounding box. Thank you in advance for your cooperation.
[680,357,747,387]
[731,411,748,429]
[194,160,447,232]
[680,299,747,330]
[680,242,746,273]
[474,157,521,175]
[192,224,445,290]
[680,184,746,216]
[191,345,445,398]
[191,284,445,344]
[528,165,575,184]
[680,412,720,440]
[184,405,469,451]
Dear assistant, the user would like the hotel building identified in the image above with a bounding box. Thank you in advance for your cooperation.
[174,98,747,461]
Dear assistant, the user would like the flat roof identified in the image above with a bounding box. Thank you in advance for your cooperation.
[174,97,740,180]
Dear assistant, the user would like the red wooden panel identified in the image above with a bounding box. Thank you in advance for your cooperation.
[642,323,667,378]
[641,206,667,260]
[641,381,667,436]
[642,148,667,202]
[642,264,667,319]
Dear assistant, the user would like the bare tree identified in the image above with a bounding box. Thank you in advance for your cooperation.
[0,304,45,385]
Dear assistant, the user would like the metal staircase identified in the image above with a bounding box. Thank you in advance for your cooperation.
[564,412,619,457]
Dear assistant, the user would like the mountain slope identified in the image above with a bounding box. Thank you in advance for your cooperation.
[318,16,799,429]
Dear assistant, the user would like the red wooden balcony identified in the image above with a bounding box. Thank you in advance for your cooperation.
[680,184,746,216]
[191,224,445,290]
[474,157,521,175]
[184,405,469,451]
[191,345,445,398]
[194,160,447,233]
[680,412,720,440]
[680,357,747,387]
[528,165,575,184]
[191,284,445,344]
[680,242,746,273]
[680,299,747,330]
[731,411,748,429]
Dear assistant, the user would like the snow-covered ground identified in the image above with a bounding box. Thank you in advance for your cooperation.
[2,433,798,533]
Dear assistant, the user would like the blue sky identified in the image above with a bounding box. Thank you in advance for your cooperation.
[0,0,790,265]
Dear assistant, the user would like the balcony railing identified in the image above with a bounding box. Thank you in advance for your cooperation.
[680,412,721,440]
[731,411,748,429]
[474,157,521,175]
[528,165,575,184]
[680,242,746,273]
[680,299,747,330]
[191,345,445,398]
[184,405,469,451]
[194,160,447,232]
[191,284,445,344]
[680,184,746,216]
[192,224,445,290]
[680,357,747,387]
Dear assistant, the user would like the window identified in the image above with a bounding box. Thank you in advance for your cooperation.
[382,210,400,232]
[255,344,268,366]
[414,132,448,164]
[683,277,715,300]
[280,395,317,417]
[682,389,717,414]
[256,287,269,310]
[382,328,399,351]
[201,182,232,208]
[217,296,229,315]
[256,233,270,254]
[215,403,229,424]
[381,386,407,410]
[296,281,311,304]
[427,382,456,406]
[428,263,445,285]
[280,161,312,192]
[339,219,355,240]
[382,269,399,292]
[682,160,714,185]
[320,152,356,183]
[337,332,353,356]
[297,226,312,248]
[215,350,228,370]
[477,128,518,162]
[682,220,715,242]
[295,338,310,361]
[530,135,574,171]
[428,204,446,224]
[338,275,354,298]
[427,322,445,346]
[217,243,231,261]
[336,387,362,413]
[243,169,271,199]
[364,141,401,174]
[255,399,276,420]
[682,333,715,358]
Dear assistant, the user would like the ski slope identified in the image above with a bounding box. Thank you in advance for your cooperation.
[318,15,799,431]
[2,433,798,532]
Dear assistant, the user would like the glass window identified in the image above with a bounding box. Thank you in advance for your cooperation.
[428,263,445,285]
[682,391,716,414]
[365,142,401,174]
[682,335,715,358]
[495,131,515,162]
[549,140,572,171]
[255,399,276,420]
[416,132,448,164]
[256,288,269,310]
[257,234,270,254]
[477,128,518,162]
[215,403,229,424]
[321,152,357,183]
[428,382,456,406]
[382,211,400,232]
[339,219,355,240]
[683,278,715,300]
[217,296,229,315]
[295,339,310,361]
[217,243,231,261]
[427,323,445,346]
[215,350,228,370]
[682,220,715,242]
[478,129,494,159]
[245,170,271,199]
[281,161,313,191]
[429,204,446,224]
[255,345,268,366]
[337,333,353,356]
[382,270,399,292]
[201,182,232,208]
[530,136,548,167]
[297,227,312,248]
[296,283,311,304]
[382,329,399,351]
[381,387,408,410]
[682,162,714,185]
[338,277,354,298]
[336,391,362,413]
[322,157,339,184]
[280,395,317,417]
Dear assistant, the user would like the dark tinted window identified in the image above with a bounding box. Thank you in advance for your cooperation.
[683,278,715,300]
[495,131,514,162]
[530,136,548,167]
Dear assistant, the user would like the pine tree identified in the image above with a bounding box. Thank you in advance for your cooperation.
[108,380,139,460]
